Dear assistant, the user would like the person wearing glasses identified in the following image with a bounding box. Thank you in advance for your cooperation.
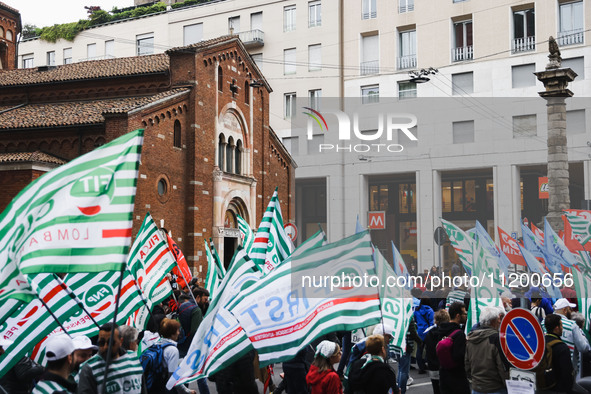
[77,323,145,394]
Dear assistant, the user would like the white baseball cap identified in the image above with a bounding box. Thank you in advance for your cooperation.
[45,334,74,361]
[72,335,98,351]
[554,298,576,310]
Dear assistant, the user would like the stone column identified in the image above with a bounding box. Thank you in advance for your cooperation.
[534,36,577,231]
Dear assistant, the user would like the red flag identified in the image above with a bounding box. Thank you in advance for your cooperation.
[166,234,193,289]
[498,226,526,266]
[531,223,544,245]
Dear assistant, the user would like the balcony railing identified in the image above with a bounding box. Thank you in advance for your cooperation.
[360,60,379,75]
[399,3,414,13]
[397,55,417,70]
[512,36,535,53]
[238,29,264,48]
[451,45,473,62]
[362,11,377,19]
[557,29,584,46]
[79,54,116,62]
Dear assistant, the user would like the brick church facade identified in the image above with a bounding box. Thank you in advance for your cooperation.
[0,33,295,275]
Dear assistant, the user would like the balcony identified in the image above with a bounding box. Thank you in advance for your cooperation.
[557,29,584,47]
[451,46,473,62]
[512,36,535,54]
[79,54,116,62]
[238,29,264,48]
[397,55,417,70]
[399,3,414,13]
[360,60,379,75]
[362,11,377,19]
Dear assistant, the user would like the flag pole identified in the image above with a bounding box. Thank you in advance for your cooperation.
[37,295,73,338]
[53,274,101,330]
[177,264,198,306]
[101,263,126,394]
[128,274,154,322]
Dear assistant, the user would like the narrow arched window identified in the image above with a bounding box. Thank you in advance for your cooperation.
[244,81,250,104]
[218,134,226,170]
[173,120,181,148]
[226,137,234,173]
[218,66,223,92]
[235,140,242,174]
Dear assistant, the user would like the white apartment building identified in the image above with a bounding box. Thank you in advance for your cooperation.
[17,0,591,271]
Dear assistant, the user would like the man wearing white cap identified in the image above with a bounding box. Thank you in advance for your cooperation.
[32,334,77,394]
[553,298,591,378]
[69,336,98,384]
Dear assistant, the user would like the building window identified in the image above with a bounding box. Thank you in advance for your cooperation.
[284,5,296,32]
[105,40,114,58]
[369,184,389,211]
[285,92,297,118]
[399,0,414,13]
[513,114,537,138]
[136,33,154,56]
[398,81,417,99]
[309,1,321,27]
[218,66,223,91]
[235,140,242,174]
[63,48,72,65]
[562,57,585,79]
[566,109,586,135]
[157,178,168,196]
[251,12,263,31]
[283,136,299,156]
[228,16,240,33]
[452,19,473,62]
[512,8,535,53]
[361,85,379,104]
[184,23,203,45]
[46,51,55,66]
[218,134,226,169]
[22,54,34,68]
[244,81,250,104]
[452,120,475,144]
[558,1,584,46]
[251,53,262,69]
[284,48,296,75]
[361,34,379,75]
[6,30,12,41]
[511,63,536,88]
[173,120,182,148]
[453,0,468,2]
[309,89,322,110]
[308,44,321,71]
[442,180,479,213]
[452,71,473,94]
[226,137,234,173]
[362,0,377,19]
[87,43,96,60]
[398,29,416,69]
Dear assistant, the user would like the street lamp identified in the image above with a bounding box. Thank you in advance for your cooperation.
[408,67,438,83]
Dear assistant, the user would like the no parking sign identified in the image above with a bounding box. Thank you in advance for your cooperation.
[499,308,545,370]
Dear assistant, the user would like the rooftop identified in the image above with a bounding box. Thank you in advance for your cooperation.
[0,151,66,165]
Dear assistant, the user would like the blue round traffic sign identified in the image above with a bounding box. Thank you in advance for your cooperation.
[499,308,545,370]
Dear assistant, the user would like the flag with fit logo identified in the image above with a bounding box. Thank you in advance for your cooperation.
[0,274,81,379]
[0,130,143,282]
[250,188,294,274]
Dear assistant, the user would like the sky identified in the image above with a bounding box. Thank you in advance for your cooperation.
[13,1,135,27]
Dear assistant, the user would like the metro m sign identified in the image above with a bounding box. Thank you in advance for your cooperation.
[368,211,386,230]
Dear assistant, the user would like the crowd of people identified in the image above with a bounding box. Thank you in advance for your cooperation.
[1,276,591,394]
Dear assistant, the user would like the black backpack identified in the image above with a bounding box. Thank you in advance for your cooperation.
[346,356,368,394]
[533,338,561,391]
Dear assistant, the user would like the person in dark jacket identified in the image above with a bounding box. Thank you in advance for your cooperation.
[352,335,398,394]
[424,309,450,394]
[438,302,469,394]
[0,337,44,394]
[414,297,434,374]
[544,314,575,393]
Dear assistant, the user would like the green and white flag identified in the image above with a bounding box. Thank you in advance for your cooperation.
[0,129,143,281]
[250,188,294,274]
[204,240,221,299]
[237,214,255,254]
[290,227,326,259]
[127,213,175,305]
[228,231,380,365]
[572,268,591,332]
[209,238,226,280]
[441,218,474,271]
[565,210,591,246]
[0,274,81,379]
[373,248,412,352]
[168,247,261,388]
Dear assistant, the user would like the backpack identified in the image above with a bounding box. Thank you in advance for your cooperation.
[346,355,370,394]
[436,329,462,369]
[534,338,561,391]
[140,343,175,392]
